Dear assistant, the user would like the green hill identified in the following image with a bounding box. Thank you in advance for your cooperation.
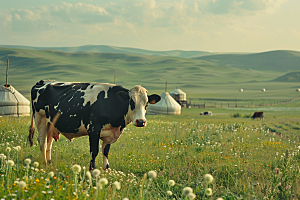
[1,47,299,101]
[0,45,213,59]
[193,50,300,72]
[272,72,300,82]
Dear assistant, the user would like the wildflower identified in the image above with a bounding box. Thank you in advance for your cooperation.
[7,160,14,167]
[216,198,224,200]
[205,188,213,196]
[274,168,280,174]
[1,155,6,160]
[183,187,193,196]
[187,193,196,200]
[71,164,81,174]
[86,171,92,179]
[92,169,100,177]
[49,171,54,178]
[99,178,108,186]
[122,198,129,200]
[168,180,175,186]
[167,190,173,195]
[13,146,20,151]
[33,162,39,168]
[148,170,157,179]
[19,181,26,189]
[6,147,11,152]
[112,181,121,190]
[24,158,31,165]
[203,174,214,183]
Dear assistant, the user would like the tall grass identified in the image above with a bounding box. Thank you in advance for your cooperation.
[0,113,300,199]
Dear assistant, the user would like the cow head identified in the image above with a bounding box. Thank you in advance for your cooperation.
[116,85,160,127]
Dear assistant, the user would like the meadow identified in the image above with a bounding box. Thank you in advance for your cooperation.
[1,105,300,199]
[0,46,300,199]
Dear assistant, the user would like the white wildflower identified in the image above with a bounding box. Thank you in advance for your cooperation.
[99,178,108,185]
[92,169,100,177]
[205,188,213,196]
[112,181,121,190]
[7,160,14,167]
[19,181,26,189]
[168,180,175,186]
[188,193,196,200]
[24,158,31,165]
[203,174,214,183]
[48,171,54,178]
[183,187,193,196]
[148,170,157,179]
[33,162,39,168]
[71,164,81,174]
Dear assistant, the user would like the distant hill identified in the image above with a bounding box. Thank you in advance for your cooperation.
[0,47,281,96]
[272,72,300,82]
[0,45,213,59]
[193,50,300,72]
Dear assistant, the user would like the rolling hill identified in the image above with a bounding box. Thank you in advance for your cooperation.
[0,45,213,59]
[193,50,300,72]
[271,72,300,82]
[1,47,299,101]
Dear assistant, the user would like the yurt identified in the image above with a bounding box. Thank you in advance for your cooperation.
[147,92,181,115]
[169,89,186,101]
[0,85,30,116]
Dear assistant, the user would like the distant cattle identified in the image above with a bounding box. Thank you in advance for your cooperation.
[251,111,264,121]
[200,111,212,116]
[28,80,161,170]
[296,89,300,92]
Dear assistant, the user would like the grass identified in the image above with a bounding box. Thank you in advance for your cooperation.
[1,108,300,199]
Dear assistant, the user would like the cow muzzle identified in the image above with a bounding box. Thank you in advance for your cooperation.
[134,119,146,127]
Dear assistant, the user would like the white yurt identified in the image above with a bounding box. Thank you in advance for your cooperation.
[147,92,181,115]
[169,89,186,101]
[0,85,30,116]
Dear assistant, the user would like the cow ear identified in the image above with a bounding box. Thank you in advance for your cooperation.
[148,94,161,104]
[116,91,129,102]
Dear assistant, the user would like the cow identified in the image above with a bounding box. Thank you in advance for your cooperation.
[251,111,264,121]
[28,80,161,170]
[200,111,212,116]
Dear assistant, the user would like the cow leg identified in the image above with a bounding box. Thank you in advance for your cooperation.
[89,133,100,170]
[46,133,54,163]
[102,143,111,169]
[35,113,48,164]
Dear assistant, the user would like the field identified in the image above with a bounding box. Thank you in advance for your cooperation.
[0,46,300,199]
[1,104,300,199]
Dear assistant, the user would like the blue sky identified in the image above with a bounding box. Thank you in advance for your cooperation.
[1,0,299,52]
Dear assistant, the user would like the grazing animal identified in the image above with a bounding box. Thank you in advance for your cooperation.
[251,111,264,121]
[28,80,161,170]
[200,111,212,116]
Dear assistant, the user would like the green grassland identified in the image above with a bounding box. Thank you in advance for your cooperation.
[0,46,300,199]
[1,108,300,199]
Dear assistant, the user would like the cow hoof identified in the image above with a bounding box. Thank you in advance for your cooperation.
[89,162,96,171]
[47,160,51,164]
[105,164,110,169]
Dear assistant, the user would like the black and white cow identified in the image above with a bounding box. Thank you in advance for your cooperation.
[28,80,160,170]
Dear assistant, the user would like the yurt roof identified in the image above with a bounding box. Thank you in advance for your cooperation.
[169,89,186,95]
[147,92,181,115]
[0,85,30,106]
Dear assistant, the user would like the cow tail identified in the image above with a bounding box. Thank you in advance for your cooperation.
[28,97,35,147]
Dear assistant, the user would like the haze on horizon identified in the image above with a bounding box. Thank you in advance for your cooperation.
[1,0,300,53]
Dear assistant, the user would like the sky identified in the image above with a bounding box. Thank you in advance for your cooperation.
[1,0,300,52]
